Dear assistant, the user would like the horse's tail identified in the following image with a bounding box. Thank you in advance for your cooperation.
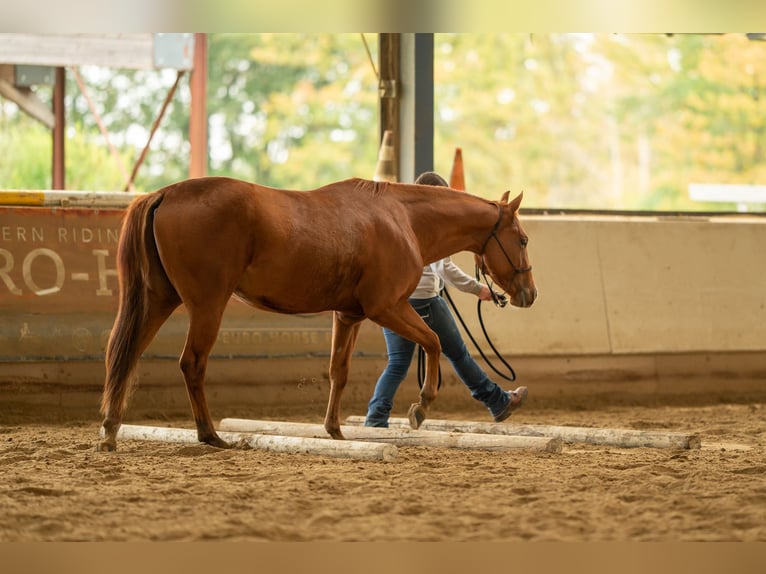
[100,191,165,418]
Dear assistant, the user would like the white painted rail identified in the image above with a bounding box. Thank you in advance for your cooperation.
[0,189,140,208]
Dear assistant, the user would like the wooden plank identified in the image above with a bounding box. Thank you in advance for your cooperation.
[219,418,563,453]
[112,424,399,462]
[344,416,702,450]
[0,34,153,69]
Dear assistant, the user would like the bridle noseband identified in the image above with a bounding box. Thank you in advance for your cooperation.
[477,203,532,307]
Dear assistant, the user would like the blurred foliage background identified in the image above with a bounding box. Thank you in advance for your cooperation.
[1,33,764,212]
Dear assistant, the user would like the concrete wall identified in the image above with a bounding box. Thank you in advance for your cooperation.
[447,213,766,357]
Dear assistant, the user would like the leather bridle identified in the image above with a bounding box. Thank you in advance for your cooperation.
[477,203,532,307]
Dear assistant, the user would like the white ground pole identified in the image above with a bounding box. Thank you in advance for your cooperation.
[218,418,563,453]
[343,416,702,450]
[110,424,399,462]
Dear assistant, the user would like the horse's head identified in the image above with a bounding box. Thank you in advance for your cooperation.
[475,191,537,308]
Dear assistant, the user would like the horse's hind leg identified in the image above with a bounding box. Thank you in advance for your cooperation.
[324,312,363,439]
[99,292,180,451]
[180,303,229,448]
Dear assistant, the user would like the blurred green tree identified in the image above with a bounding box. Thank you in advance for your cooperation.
[1,33,764,212]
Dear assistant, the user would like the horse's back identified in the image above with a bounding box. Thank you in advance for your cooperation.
[155,176,379,217]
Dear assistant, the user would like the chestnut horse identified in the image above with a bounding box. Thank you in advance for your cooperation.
[98,176,537,451]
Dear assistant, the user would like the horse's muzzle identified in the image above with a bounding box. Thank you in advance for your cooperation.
[512,286,537,308]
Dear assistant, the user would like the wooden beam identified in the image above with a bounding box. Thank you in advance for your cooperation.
[113,424,399,462]
[0,78,55,128]
[0,64,14,83]
[0,34,155,69]
[345,416,702,450]
[219,418,563,453]
[189,33,208,178]
[51,67,65,190]
[378,33,399,181]
[0,34,194,70]
[124,71,185,191]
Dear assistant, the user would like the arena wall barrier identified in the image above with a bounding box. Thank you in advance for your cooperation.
[1,189,764,416]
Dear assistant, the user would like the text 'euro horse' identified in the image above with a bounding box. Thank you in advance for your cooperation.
[98,177,537,451]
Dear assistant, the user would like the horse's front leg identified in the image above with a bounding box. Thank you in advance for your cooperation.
[406,333,440,430]
[371,302,441,430]
[324,312,363,439]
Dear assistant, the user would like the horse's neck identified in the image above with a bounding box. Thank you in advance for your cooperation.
[400,190,498,264]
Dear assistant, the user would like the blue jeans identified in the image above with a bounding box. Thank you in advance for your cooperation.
[364,295,510,427]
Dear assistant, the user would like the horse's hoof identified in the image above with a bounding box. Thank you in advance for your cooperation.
[408,403,427,429]
[328,429,345,440]
[96,441,116,452]
[202,435,231,449]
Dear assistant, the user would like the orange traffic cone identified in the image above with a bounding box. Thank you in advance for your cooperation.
[372,130,397,182]
[449,147,465,190]
[449,147,465,191]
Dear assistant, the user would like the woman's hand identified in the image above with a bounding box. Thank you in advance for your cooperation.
[477,285,493,301]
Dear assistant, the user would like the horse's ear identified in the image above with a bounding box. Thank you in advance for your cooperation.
[507,190,523,212]
[501,190,511,203]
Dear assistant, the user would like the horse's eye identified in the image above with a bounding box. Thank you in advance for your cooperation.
[521,237,528,248]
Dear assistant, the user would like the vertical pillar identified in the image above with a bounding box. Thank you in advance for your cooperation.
[189,33,208,178]
[52,67,65,189]
[399,33,434,183]
[378,33,400,181]
[413,33,434,178]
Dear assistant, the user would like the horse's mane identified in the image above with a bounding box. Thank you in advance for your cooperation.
[353,178,390,198]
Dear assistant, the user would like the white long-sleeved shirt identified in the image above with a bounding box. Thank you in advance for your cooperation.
[410,257,484,299]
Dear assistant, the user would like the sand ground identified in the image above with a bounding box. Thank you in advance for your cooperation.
[1,396,764,542]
